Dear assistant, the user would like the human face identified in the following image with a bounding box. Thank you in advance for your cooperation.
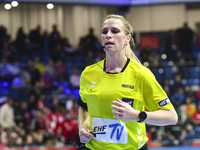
[101,18,129,53]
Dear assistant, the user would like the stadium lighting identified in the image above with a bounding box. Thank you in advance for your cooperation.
[143,62,149,67]
[161,54,167,60]
[11,1,19,7]
[4,4,12,10]
[47,3,54,9]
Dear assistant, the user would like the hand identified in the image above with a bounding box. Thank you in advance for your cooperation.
[79,128,94,143]
[111,98,140,121]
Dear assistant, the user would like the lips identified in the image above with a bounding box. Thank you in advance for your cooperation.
[105,41,114,45]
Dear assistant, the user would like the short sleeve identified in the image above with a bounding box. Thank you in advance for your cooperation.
[77,97,88,110]
[141,69,174,111]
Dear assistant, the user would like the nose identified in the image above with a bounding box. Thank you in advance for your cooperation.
[106,30,111,39]
[106,36,111,39]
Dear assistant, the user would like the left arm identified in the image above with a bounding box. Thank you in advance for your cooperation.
[111,98,178,126]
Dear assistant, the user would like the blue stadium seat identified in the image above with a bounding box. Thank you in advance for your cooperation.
[164,66,175,80]
[151,68,163,83]
[188,66,200,79]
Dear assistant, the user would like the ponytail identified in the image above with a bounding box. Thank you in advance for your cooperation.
[125,37,141,64]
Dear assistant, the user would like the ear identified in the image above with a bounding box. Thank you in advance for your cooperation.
[125,34,131,44]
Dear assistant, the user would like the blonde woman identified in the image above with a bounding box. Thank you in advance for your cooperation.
[77,14,178,150]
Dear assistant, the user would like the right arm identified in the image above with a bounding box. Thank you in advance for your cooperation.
[78,107,94,143]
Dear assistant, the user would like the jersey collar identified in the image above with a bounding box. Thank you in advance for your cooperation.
[103,57,130,74]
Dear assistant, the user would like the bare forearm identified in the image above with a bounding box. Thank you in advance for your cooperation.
[78,107,90,130]
[143,109,178,126]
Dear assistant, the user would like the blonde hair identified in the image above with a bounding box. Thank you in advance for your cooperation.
[104,14,140,63]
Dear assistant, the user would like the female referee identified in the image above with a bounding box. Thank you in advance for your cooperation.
[77,14,178,150]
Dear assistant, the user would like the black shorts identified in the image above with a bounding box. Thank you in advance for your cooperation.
[78,142,149,150]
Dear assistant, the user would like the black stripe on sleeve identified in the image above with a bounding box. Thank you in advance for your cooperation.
[77,97,88,110]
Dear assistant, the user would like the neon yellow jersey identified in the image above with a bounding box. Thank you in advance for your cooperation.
[79,58,174,150]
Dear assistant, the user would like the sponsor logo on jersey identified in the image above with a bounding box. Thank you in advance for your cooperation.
[91,81,97,87]
[122,98,134,107]
[93,125,107,135]
[121,84,134,89]
[92,117,127,144]
[93,123,125,141]
[158,98,170,107]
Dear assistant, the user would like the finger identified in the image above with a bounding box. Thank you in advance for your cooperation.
[80,131,94,138]
[112,109,123,116]
[117,98,122,102]
[113,114,123,119]
[111,101,124,107]
[111,105,124,112]
[111,104,120,111]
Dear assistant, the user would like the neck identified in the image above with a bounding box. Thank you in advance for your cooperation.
[105,54,127,73]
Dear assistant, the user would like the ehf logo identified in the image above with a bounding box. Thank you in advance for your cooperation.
[158,98,170,107]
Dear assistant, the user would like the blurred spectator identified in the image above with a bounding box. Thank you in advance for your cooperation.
[178,22,194,54]
[51,43,65,62]
[176,57,188,79]
[185,84,197,102]
[171,87,185,105]
[62,38,76,56]
[26,59,41,86]
[46,58,56,79]
[14,101,24,127]
[0,25,10,49]
[0,98,16,129]
[162,79,172,99]
[40,71,53,90]
[33,56,46,74]
[185,53,196,67]
[173,50,183,63]
[50,95,60,113]
[10,74,24,101]
[15,27,28,56]
[66,94,76,113]
[21,101,32,130]
[140,46,152,63]
[45,106,65,136]
[148,50,160,69]
[69,67,80,89]
[49,24,61,49]
[184,96,196,117]
[171,74,184,94]
[24,134,34,146]
[20,66,32,101]
[164,30,176,60]
[41,31,49,49]
[31,110,45,132]
[29,25,42,51]
[62,95,78,144]
[27,94,37,116]
[79,27,99,53]
[36,93,46,110]
[0,128,8,148]
[52,85,67,102]
[164,122,186,146]
[55,59,68,81]
[52,86,67,112]
[83,50,95,68]
[192,102,200,138]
